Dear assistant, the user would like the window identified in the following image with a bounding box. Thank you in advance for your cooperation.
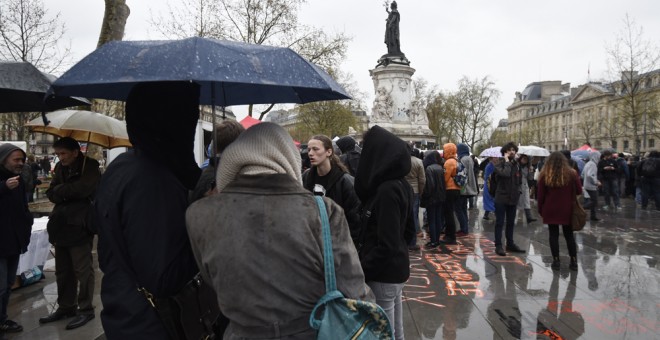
[636,140,641,151]
[650,139,656,148]
[624,140,629,150]
[612,141,618,149]
[596,140,602,148]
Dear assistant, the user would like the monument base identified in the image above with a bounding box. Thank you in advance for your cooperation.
[368,63,435,146]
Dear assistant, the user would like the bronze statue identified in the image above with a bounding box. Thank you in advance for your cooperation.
[385,1,401,55]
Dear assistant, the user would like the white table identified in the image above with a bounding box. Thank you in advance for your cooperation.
[17,217,51,275]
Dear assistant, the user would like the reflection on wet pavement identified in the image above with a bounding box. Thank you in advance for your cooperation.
[403,200,659,339]
[6,199,659,339]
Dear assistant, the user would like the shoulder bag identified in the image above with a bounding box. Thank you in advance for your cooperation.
[571,178,587,231]
[310,196,393,340]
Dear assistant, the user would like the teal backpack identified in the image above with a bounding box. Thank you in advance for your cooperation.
[310,196,394,340]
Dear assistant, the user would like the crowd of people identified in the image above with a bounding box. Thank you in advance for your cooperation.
[2,81,660,339]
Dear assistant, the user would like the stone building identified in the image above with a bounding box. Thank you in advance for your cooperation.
[507,69,660,155]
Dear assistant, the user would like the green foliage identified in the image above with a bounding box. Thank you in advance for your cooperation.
[294,101,356,141]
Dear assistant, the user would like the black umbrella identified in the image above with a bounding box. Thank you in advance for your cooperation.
[0,61,90,113]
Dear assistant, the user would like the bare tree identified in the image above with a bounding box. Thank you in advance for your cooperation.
[0,0,72,144]
[576,111,599,145]
[606,14,660,155]
[0,0,71,73]
[452,76,500,151]
[426,91,459,145]
[151,0,350,119]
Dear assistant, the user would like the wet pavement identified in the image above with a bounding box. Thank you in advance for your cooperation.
[5,197,659,339]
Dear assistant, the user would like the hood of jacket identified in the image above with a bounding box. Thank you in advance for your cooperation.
[354,125,411,201]
[457,143,470,159]
[443,143,457,160]
[423,150,441,168]
[588,151,601,164]
[0,144,25,179]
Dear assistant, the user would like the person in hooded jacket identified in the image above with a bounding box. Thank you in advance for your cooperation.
[303,134,362,244]
[0,145,33,338]
[582,151,601,221]
[482,157,498,220]
[456,143,477,237]
[421,151,446,248]
[187,123,371,339]
[336,135,361,177]
[516,154,537,224]
[440,143,461,246]
[95,82,202,339]
[492,142,525,256]
[354,125,415,340]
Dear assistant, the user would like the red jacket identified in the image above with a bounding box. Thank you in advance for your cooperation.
[537,170,582,226]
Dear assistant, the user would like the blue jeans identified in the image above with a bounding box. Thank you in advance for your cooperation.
[641,177,660,210]
[368,281,405,340]
[494,203,517,247]
[455,195,470,233]
[427,201,444,244]
[0,255,20,324]
[602,178,620,206]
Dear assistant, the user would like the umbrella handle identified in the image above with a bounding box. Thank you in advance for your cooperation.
[41,111,50,126]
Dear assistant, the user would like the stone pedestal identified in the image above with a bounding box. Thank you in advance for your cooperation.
[368,64,434,144]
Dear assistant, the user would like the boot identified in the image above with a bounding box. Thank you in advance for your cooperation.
[569,257,578,271]
[525,209,537,223]
[551,257,560,270]
[483,211,490,220]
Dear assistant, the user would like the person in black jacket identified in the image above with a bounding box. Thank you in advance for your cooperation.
[597,150,621,209]
[493,142,525,256]
[40,137,100,330]
[354,125,415,340]
[0,145,33,337]
[336,135,361,176]
[639,150,660,210]
[421,151,446,248]
[95,82,202,339]
[303,134,361,244]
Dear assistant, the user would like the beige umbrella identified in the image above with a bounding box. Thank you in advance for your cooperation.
[26,110,131,149]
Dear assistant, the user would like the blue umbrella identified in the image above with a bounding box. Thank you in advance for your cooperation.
[47,37,350,106]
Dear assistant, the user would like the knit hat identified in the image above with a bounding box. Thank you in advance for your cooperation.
[216,122,302,191]
[335,136,356,153]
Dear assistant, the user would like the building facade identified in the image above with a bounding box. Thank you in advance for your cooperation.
[507,69,660,155]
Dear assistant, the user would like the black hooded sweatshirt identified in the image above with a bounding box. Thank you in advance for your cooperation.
[354,126,415,283]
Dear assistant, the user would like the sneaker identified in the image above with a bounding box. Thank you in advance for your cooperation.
[602,205,610,210]
[0,320,23,333]
[482,215,490,221]
[495,246,506,256]
[456,231,469,238]
[424,241,438,249]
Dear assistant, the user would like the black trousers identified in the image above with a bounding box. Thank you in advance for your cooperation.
[54,239,95,314]
[585,189,598,219]
[548,224,576,258]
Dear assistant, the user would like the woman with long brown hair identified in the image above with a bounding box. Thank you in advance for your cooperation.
[537,151,582,271]
[303,135,361,245]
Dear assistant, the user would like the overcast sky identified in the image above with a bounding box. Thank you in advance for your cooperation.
[52,0,660,123]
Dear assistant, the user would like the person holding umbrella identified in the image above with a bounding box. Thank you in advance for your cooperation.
[40,137,100,330]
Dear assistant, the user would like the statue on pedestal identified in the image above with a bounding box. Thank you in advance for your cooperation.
[378,1,409,67]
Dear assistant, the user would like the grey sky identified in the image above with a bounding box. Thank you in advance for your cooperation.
[53,0,660,124]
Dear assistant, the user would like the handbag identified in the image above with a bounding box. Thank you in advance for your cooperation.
[141,273,228,340]
[571,180,587,231]
[310,196,393,340]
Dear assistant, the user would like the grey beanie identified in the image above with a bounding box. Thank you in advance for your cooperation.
[216,122,302,191]
[335,136,356,153]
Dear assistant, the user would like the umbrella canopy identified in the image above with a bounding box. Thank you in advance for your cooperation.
[573,144,597,152]
[518,145,550,157]
[0,61,89,113]
[239,115,262,129]
[570,149,591,160]
[47,37,351,106]
[480,146,502,158]
[26,110,131,149]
